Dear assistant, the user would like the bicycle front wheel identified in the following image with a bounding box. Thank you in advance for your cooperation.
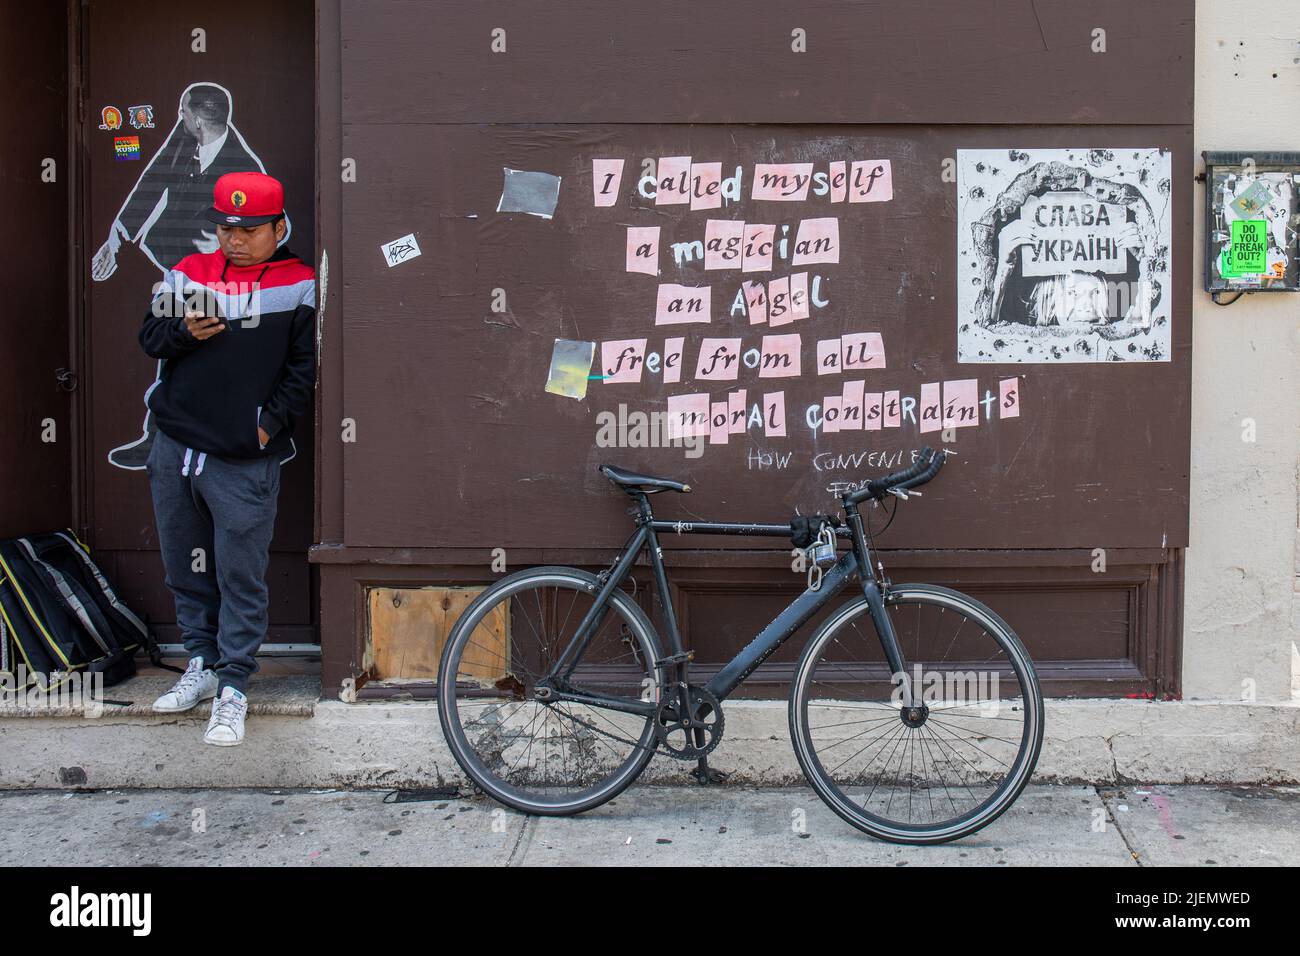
[437,566,665,816]
[790,583,1044,844]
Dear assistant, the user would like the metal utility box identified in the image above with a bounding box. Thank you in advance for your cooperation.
[1203,151,1300,293]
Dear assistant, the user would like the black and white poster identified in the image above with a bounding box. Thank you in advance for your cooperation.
[957,148,1172,363]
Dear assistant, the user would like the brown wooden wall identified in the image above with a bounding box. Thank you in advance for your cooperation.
[0,1,72,538]
[315,0,1195,698]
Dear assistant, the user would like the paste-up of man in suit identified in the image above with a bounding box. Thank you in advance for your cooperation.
[90,81,295,470]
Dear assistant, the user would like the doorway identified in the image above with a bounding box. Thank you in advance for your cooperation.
[73,0,317,651]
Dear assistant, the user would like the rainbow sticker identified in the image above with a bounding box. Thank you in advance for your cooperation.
[114,136,141,161]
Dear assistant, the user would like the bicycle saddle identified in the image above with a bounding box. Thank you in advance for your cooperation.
[599,463,692,495]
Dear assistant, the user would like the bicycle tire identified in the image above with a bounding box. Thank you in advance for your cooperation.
[437,566,666,816]
[790,583,1044,845]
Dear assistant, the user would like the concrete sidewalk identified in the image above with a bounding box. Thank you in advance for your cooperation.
[6,697,1299,790]
[3,783,1296,866]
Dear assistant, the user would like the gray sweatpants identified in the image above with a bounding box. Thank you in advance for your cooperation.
[146,427,281,694]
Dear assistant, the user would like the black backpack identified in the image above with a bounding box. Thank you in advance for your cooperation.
[0,530,170,691]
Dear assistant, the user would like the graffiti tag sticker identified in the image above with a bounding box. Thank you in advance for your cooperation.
[380,233,422,267]
[98,106,123,131]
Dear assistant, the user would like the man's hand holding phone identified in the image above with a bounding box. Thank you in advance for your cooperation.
[183,311,225,341]
[182,289,225,342]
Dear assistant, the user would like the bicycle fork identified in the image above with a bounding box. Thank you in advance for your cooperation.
[844,501,916,709]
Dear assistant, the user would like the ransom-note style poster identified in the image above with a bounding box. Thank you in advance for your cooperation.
[957,148,1172,363]
[520,143,1027,486]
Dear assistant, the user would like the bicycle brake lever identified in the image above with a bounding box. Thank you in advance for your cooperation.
[887,487,911,500]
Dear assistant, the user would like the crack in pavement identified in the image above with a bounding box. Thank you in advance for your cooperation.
[505,814,535,866]
[1098,786,1143,866]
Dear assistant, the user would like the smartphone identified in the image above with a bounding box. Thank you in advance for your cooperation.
[183,288,224,323]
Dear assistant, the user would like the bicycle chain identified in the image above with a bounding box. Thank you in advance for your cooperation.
[541,699,661,755]
[543,684,724,761]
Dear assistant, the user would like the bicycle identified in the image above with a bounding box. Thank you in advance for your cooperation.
[437,447,1044,844]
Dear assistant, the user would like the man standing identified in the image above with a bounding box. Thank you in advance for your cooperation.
[142,172,315,746]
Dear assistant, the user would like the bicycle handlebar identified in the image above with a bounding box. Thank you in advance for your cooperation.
[843,447,946,506]
[898,446,947,490]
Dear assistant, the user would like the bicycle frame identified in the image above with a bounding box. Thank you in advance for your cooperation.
[541,492,917,716]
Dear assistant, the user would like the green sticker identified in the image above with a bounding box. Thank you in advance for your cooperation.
[1222,219,1267,276]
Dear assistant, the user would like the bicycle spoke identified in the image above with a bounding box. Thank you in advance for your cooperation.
[920,723,987,801]
[863,724,911,807]
[926,714,1023,749]
[924,716,1017,773]
[916,729,955,820]
[819,713,907,759]
[552,704,633,762]
[918,725,985,805]
[837,722,908,786]
[808,712,901,734]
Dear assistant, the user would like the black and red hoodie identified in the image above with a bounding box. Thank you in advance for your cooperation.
[139,247,316,460]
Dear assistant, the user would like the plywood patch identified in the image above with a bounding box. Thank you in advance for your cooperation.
[367,587,508,682]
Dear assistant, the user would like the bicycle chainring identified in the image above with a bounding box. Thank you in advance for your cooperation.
[653,685,724,759]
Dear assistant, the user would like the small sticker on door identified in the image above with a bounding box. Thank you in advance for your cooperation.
[114,136,141,161]
[127,105,155,130]
[380,233,421,267]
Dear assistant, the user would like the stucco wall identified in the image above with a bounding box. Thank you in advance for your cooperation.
[1185,1,1300,700]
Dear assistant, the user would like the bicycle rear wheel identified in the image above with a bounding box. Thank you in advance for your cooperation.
[437,566,665,816]
[790,583,1043,844]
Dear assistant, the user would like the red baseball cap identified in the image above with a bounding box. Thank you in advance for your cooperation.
[205,171,285,227]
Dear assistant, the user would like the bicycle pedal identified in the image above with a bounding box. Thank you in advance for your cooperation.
[692,761,728,785]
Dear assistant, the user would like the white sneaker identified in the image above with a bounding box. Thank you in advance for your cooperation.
[204,686,249,746]
[152,657,219,713]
